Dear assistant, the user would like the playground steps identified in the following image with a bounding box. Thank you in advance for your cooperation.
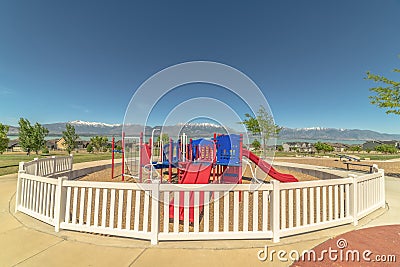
[220,166,241,184]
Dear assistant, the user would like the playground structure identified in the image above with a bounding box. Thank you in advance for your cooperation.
[111,132,299,223]
[113,132,299,185]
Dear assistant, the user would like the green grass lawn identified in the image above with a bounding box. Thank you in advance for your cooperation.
[0,151,121,176]
[358,154,400,160]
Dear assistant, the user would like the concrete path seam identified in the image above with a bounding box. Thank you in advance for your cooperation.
[128,248,147,267]
[11,239,65,267]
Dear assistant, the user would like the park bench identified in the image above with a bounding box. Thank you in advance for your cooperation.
[343,162,374,173]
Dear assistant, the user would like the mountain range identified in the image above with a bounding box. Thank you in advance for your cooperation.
[7,120,400,141]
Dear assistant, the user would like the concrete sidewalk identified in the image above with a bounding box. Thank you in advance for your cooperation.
[0,160,398,267]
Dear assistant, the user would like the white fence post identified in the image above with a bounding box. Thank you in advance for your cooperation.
[372,164,379,173]
[54,176,67,232]
[349,176,358,226]
[150,183,160,245]
[68,154,73,180]
[379,169,385,208]
[15,162,26,213]
[271,179,281,243]
[34,158,39,176]
[52,156,57,176]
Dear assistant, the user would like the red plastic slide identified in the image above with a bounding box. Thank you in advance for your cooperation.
[178,162,212,184]
[169,162,212,222]
[242,149,298,182]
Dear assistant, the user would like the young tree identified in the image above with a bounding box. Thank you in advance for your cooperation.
[42,146,49,154]
[18,118,34,155]
[90,136,108,153]
[251,139,261,150]
[349,145,362,153]
[0,123,10,154]
[241,106,281,157]
[31,123,49,154]
[322,143,334,154]
[375,144,397,154]
[314,142,334,154]
[18,118,49,155]
[62,123,80,154]
[86,143,94,153]
[366,60,400,115]
[156,133,169,145]
[314,142,324,154]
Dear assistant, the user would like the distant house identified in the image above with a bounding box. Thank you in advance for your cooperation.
[326,143,350,153]
[380,140,400,148]
[56,138,67,150]
[7,139,22,152]
[282,142,314,153]
[362,140,400,151]
[76,139,90,149]
[56,138,89,150]
[46,139,58,150]
[115,140,122,148]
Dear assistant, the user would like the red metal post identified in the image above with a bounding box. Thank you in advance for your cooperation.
[149,137,152,182]
[239,134,243,184]
[122,132,125,181]
[169,138,172,183]
[111,136,115,179]
[160,141,163,162]
[239,134,243,201]
[213,133,216,182]
[139,132,143,183]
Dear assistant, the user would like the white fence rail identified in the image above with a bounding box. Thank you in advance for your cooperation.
[15,158,385,245]
[22,155,73,178]
[16,173,58,225]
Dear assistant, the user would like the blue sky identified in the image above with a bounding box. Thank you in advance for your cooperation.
[1,0,400,133]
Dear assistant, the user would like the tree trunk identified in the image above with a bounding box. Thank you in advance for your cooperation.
[262,135,267,159]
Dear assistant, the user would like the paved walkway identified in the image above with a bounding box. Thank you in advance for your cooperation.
[0,160,398,267]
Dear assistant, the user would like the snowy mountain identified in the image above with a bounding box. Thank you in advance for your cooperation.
[6,121,400,141]
[6,121,232,136]
[279,127,400,141]
[69,120,122,128]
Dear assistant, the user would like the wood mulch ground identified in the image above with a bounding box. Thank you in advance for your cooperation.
[73,164,320,234]
[79,164,318,183]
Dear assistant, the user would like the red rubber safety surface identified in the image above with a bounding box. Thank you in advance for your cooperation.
[292,225,400,266]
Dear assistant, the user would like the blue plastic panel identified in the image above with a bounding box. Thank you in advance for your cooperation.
[216,134,241,166]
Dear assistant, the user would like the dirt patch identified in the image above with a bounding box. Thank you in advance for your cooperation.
[73,163,321,233]
[80,163,319,183]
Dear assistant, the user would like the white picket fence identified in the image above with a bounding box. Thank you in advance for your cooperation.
[22,155,73,177]
[15,157,385,245]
